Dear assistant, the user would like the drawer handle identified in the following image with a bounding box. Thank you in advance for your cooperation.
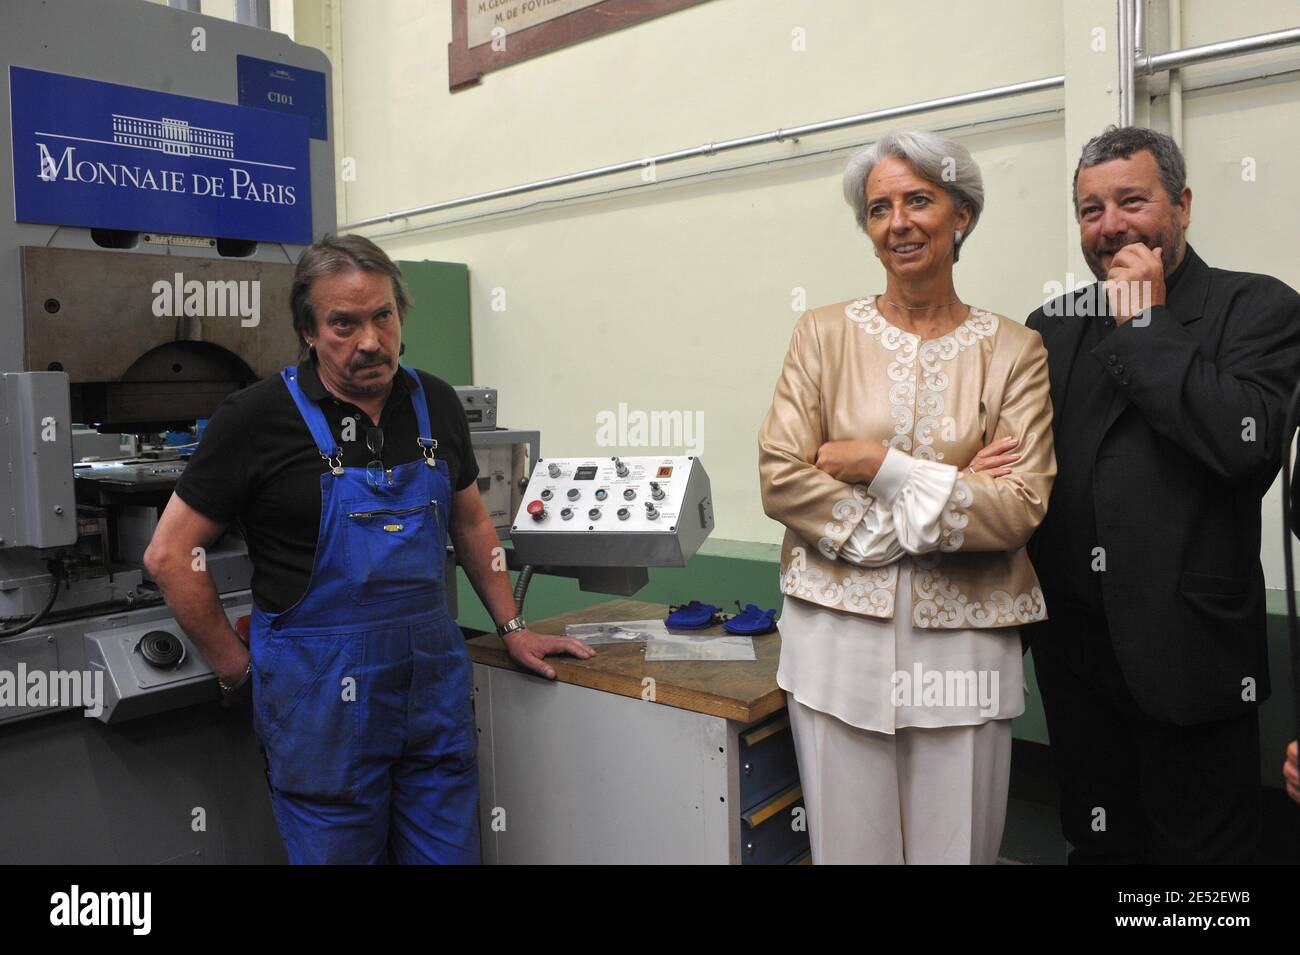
[741,713,790,747]
[742,782,802,829]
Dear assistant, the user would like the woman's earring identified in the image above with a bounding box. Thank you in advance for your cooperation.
[954,229,964,245]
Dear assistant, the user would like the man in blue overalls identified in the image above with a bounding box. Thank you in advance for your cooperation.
[145,234,594,863]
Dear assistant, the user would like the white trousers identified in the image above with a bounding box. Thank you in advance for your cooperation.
[786,694,1013,864]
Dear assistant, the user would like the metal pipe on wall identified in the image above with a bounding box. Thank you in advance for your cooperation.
[1145,24,1300,71]
[346,74,1065,229]
[1169,0,1184,146]
[344,24,1300,231]
[1118,0,1136,126]
[1134,0,1145,68]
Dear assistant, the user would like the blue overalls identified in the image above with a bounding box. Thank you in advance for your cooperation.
[250,365,480,864]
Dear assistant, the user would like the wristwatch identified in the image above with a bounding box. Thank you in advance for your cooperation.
[496,615,527,638]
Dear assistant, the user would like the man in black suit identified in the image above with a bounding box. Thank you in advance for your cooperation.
[1024,125,1300,864]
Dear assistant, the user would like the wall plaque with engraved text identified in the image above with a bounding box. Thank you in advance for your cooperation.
[450,0,713,90]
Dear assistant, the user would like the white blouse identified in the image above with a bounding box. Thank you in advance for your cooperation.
[776,448,1027,733]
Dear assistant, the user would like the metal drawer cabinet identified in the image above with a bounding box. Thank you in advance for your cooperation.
[737,713,808,865]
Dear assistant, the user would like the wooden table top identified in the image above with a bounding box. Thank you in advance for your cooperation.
[465,599,785,724]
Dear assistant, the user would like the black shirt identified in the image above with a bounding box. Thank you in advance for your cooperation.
[175,355,478,613]
[1042,249,1192,614]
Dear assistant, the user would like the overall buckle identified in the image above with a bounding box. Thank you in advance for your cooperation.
[418,436,438,467]
[320,447,345,476]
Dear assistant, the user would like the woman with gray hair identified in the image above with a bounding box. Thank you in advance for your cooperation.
[758,129,1056,863]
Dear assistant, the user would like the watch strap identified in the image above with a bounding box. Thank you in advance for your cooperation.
[497,615,527,638]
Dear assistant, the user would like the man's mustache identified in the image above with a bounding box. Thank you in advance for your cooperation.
[350,354,393,371]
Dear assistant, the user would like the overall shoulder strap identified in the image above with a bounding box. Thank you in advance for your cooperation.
[402,366,436,449]
[280,366,339,457]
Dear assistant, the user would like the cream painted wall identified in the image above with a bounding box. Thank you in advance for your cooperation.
[317,0,1300,585]
[329,0,1066,540]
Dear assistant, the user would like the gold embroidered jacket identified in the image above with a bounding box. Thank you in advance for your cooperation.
[758,296,1057,629]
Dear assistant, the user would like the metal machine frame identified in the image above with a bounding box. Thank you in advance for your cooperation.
[0,0,335,864]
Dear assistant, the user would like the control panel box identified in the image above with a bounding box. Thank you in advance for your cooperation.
[467,427,536,537]
[473,443,519,530]
[510,456,713,567]
[454,386,498,431]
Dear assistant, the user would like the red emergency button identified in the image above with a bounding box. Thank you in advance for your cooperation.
[527,500,546,521]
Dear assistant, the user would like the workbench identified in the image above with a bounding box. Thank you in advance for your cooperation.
[467,599,809,864]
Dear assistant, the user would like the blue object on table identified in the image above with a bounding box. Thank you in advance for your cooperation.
[665,601,721,629]
[723,602,777,636]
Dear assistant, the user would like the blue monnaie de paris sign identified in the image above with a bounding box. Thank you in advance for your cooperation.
[10,66,312,244]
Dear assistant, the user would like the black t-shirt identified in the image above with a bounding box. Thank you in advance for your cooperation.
[175,355,478,613]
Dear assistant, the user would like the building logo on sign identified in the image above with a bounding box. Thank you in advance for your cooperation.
[34,106,298,204]
[110,114,235,159]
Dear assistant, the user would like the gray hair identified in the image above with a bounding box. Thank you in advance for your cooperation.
[1073,125,1187,218]
[842,129,984,262]
[290,233,412,351]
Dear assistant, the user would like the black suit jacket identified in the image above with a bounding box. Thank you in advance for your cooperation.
[1023,245,1300,725]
